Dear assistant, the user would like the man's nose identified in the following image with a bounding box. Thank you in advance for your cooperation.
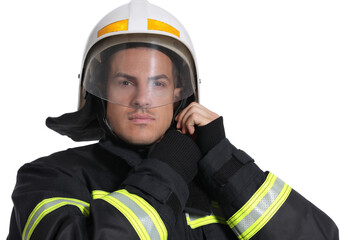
[131,84,152,108]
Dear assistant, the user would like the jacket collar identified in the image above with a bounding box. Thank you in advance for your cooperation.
[99,137,146,167]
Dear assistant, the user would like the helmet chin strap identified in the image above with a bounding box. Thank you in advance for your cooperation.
[171,98,187,129]
[94,96,119,141]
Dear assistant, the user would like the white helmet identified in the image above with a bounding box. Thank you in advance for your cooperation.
[47,0,199,141]
[78,0,199,109]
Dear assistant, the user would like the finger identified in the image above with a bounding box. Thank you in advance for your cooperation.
[175,102,219,133]
[181,109,207,135]
[175,102,195,129]
[180,104,214,129]
[176,103,200,132]
[184,114,198,135]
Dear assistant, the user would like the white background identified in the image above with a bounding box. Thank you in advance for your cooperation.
[1,0,359,239]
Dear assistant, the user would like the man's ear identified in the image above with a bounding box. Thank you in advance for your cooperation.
[174,87,182,102]
[96,62,107,94]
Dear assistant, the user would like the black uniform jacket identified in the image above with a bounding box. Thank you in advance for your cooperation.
[8,137,339,239]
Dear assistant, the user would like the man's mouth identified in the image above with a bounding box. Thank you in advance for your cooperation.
[128,114,155,124]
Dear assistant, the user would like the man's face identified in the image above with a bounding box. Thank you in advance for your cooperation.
[106,47,178,145]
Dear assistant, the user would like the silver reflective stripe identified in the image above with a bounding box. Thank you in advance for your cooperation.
[227,173,292,240]
[23,198,89,240]
[109,191,161,240]
[232,177,285,236]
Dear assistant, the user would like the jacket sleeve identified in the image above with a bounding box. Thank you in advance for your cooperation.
[198,138,339,240]
[8,156,189,240]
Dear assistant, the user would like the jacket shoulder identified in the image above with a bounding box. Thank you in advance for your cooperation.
[29,143,104,169]
[17,143,131,191]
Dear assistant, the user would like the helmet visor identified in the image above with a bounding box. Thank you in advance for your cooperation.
[82,34,197,109]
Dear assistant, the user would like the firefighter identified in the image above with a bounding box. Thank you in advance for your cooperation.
[8,0,338,239]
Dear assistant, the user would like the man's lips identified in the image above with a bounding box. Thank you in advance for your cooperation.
[128,114,155,124]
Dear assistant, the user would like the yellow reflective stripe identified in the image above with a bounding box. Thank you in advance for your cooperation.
[148,19,180,38]
[102,194,149,239]
[97,19,129,38]
[226,173,292,240]
[101,189,167,240]
[121,190,167,239]
[92,190,109,199]
[186,201,226,229]
[186,213,226,229]
[227,173,277,228]
[22,198,89,240]
[239,183,291,240]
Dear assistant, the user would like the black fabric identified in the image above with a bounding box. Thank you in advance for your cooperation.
[166,192,182,217]
[212,150,254,186]
[212,157,245,186]
[257,189,339,240]
[99,137,150,163]
[31,206,89,240]
[196,116,226,154]
[232,149,254,165]
[46,94,103,141]
[7,209,21,240]
[185,176,212,214]
[149,130,202,183]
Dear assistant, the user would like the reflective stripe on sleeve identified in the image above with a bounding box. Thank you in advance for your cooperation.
[101,189,167,240]
[22,197,90,240]
[227,172,292,240]
[186,201,226,229]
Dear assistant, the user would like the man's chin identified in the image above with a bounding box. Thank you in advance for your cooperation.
[120,133,162,146]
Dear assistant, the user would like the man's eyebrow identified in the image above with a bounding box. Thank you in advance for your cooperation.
[113,72,137,81]
[148,74,171,82]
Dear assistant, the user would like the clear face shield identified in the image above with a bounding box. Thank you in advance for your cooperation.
[82,34,197,109]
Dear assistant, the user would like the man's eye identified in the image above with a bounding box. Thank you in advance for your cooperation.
[118,80,133,86]
[153,80,166,87]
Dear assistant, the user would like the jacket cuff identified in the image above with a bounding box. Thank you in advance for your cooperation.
[196,116,226,154]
